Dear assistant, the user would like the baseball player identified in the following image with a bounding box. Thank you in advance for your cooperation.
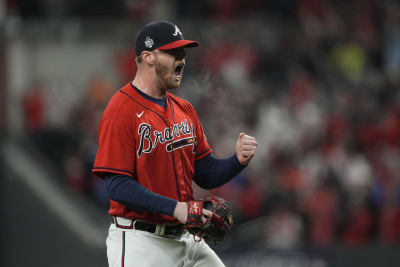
[92,21,257,267]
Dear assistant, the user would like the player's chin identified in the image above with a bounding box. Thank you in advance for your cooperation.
[174,80,182,88]
[168,79,181,89]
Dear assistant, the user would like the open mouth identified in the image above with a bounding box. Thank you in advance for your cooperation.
[175,64,184,79]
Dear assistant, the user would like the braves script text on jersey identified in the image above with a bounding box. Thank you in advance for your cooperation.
[92,83,212,224]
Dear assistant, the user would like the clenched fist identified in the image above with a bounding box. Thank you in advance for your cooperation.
[235,133,257,165]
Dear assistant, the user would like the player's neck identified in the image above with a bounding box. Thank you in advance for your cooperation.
[132,71,166,99]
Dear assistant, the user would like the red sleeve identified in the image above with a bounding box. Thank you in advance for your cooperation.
[190,106,212,160]
[92,114,136,178]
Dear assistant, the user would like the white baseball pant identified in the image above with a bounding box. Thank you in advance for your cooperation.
[106,217,225,267]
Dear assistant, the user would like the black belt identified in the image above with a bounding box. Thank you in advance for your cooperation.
[134,221,186,237]
[113,218,186,237]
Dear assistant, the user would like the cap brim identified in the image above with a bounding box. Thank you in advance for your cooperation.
[158,40,199,50]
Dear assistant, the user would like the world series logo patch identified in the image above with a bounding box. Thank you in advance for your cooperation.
[145,36,154,48]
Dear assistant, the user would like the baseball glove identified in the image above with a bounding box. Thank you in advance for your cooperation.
[185,195,233,245]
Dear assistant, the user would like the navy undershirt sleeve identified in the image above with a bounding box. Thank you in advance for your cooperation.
[104,174,177,216]
[193,153,246,190]
[104,154,245,215]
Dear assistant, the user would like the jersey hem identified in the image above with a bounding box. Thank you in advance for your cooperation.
[92,167,134,178]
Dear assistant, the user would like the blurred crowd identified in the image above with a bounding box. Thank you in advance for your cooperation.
[11,0,400,249]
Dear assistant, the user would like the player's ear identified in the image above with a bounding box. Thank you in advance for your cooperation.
[141,51,155,66]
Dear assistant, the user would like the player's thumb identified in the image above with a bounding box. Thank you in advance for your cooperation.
[201,208,212,223]
[203,208,212,217]
[236,133,245,153]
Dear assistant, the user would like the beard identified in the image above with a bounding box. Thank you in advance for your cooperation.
[154,60,181,90]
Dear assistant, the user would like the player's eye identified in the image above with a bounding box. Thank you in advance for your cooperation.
[164,48,186,59]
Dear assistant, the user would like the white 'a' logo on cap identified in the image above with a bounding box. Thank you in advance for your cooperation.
[172,25,182,36]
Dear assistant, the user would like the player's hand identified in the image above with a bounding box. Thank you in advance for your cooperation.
[174,202,212,224]
[235,133,257,165]
[174,202,188,224]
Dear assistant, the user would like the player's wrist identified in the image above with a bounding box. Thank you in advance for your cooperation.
[173,202,188,224]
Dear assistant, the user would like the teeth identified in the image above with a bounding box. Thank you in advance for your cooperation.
[175,64,184,80]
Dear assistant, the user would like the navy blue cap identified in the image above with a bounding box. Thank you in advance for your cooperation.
[134,21,199,56]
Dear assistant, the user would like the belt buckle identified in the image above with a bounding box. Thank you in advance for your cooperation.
[155,224,166,235]
[114,216,134,229]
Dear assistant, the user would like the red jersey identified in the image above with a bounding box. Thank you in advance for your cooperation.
[92,83,212,224]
